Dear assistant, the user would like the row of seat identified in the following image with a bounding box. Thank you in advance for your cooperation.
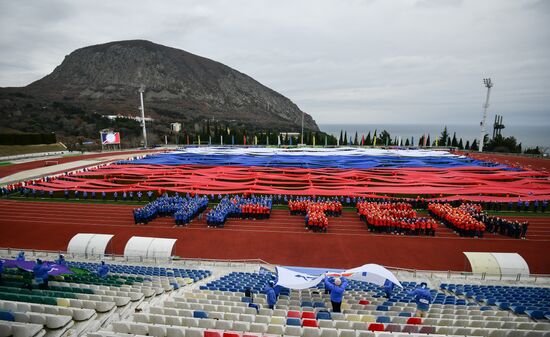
[0,320,44,337]
[0,299,95,321]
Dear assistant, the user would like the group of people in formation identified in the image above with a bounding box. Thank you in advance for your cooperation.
[288,198,343,233]
[132,194,208,226]
[289,198,343,216]
[263,274,433,318]
[206,195,273,228]
[428,203,486,237]
[357,201,438,236]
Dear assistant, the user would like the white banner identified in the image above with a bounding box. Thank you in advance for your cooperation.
[275,266,325,290]
[277,263,402,289]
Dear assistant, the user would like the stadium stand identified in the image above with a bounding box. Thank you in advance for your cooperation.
[1,249,549,337]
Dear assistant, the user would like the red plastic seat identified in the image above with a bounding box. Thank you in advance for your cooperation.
[359,299,370,305]
[223,333,241,337]
[367,323,385,332]
[205,331,222,337]
[406,317,422,325]
[301,312,316,319]
[302,319,318,327]
[287,311,301,318]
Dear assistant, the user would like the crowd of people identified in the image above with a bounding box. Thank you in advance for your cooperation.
[289,198,342,216]
[206,195,272,228]
[288,199,343,233]
[428,203,486,237]
[474,213,529,239]
[133,194,209,226]
[357,201,438,236]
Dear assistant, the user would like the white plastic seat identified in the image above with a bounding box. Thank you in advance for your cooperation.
[199,319,217,329]
[166,327,185,337]
[249,323,268,333]
[320,328,339,337]
[232,321,250,332]
[284,326,302,336]
[129,323,149,335]
[149,325,168,337]
[303,327,321,337]
[338,329,356,337]
[266,324,285,335]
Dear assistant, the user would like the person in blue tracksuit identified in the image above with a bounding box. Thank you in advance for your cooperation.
[407,282,433,317]
[383,279,395,299]
[324,276,348,313]
[264,280,277,309]
[98,261,110,278]
[16,251,25,261]
[33,259,52,289]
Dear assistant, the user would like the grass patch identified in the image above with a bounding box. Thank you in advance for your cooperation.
[0,143,66,157]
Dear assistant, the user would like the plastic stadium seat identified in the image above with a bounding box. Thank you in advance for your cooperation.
[303,319,318,328]
[303,327,321,337]
[401,325,419,333]
[286,318,301,326]
[194,311,209,319]
[0,311,15,321]
[526,310,545,320]
[358,300,370,305]
[419,326,436,334]
[512,306,526,315]
[376,316,390,323]
[406,317,422,325]
[376,305,389,311]
[288,311,301,318]
[398,312,411,317]
[367,323,384,332]
[302,312,316,319]
[316,311,331,320]
[385,324,401,333]
[204,331,222,337]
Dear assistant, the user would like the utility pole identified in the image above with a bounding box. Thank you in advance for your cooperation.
[479,78,493,152]
[139,85,148,148]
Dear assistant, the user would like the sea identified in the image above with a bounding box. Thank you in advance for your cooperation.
[319,123,550,149]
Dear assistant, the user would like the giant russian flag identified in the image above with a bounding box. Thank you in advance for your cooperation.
[27,147,550,201]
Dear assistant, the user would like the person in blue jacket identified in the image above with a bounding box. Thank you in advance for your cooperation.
[33,259,52,289]
[55,254,66,266]
[264,280,277,309]
[16,251,25,261]
[407,282,433,317]
[0,259,4,282]
[98,261,110,278]
[324,275,348,313]
[383,279,395,299]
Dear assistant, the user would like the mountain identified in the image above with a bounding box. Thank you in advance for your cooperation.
[0,40,319,146]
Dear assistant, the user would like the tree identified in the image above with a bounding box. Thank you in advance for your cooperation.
[465,140,470,150]
[405,138,410,146]
[458,138,463,149]
[366,132,371,146]
[471,139,478,151]
[343,131,348,145]
[339,130,343,145]
[354,131,358,145]
[451,132,458,147]
[439,126,449,146]
[379,130,392,146]
[426,135,431,147]
[447,137,451,147]
[418,135,424,147]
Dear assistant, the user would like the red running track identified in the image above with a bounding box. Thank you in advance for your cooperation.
[0,200,549,273]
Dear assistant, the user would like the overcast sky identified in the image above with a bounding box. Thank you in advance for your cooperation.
[0,0,549,126]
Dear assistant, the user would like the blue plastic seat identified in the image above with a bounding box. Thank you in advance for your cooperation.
[376,316,391,323]
[193,311,208,319]
[316,311,331,320]
[398,312,412,317]
[286,318,301,326]
[526,310,545,320]
[0,311,15,321]
[376,305,389,311]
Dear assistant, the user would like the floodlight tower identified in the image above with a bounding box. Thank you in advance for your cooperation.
[479,78,493,152]
[139,85,148,148]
